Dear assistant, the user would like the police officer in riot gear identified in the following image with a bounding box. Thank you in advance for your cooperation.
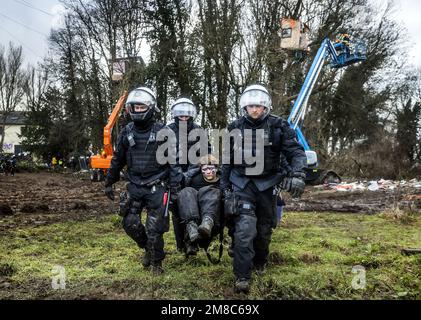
[104,87,170,275]
[221,84,307,293]
[166,97,204,254]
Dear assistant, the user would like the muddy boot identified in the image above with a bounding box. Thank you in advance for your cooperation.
[198,216,214,239]
[235,278,250,294]
[186,221,199,242]
[141,250,150,268]
[185,241,198,256]
[150,261,164,275]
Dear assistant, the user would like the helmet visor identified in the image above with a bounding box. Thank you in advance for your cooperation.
[171,102,197,119]
[126,90,156,109]
[239,90,271,109]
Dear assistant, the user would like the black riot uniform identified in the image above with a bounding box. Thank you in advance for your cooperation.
[221,108,307,290]
[167,118,203,252]
[105,118,170,268]
[104,87,172,274]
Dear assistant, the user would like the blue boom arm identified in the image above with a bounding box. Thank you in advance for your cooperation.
[287,36,366,166]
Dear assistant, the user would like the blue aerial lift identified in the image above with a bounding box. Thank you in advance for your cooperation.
[286,34,367,184]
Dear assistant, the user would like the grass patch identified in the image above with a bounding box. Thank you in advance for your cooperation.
[379,208,417,225]
[0,212,420,299]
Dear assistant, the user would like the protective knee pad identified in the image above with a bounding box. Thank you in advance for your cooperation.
[123,213,147,248]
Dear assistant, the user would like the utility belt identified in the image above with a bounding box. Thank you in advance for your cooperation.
[144,178,167,190]
[118,179,167,217]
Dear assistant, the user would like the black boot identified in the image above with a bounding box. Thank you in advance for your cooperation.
[198,216,214,239]
[186,221,199,242]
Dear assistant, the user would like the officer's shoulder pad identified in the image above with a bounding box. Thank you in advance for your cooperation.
[122,122,133,134]
[155,122,166,130]
[166,122,177,130]
[268,114,284,125]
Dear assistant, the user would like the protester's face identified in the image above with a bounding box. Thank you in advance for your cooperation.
[178,116,191,121]
[246,105,265,119]
[201,165,217,180]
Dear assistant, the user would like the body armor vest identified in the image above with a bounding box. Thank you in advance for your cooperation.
[125,122,166,177]
[232,115,282,177]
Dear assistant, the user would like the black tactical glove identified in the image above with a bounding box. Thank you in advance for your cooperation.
[118,191,130,217]
[283,172,306,198]
[105,185,115,201]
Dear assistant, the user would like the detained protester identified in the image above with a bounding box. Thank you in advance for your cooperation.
[177,155,222,256]
[104,87,171,275]
[220,84,307,293]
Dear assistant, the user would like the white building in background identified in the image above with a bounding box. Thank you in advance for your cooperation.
[0,111,28,154]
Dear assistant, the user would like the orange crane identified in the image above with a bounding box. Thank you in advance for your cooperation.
[90,91,128,181]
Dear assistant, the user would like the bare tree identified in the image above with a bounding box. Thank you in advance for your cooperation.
[0,43,26,152]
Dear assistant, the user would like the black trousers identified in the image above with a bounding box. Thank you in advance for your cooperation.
[177,186,222,246]
[178,186,221,225]
[122,183,169,264]
[171,204,186,251]
[231,181,277,280]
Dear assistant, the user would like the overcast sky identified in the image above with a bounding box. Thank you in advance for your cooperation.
[0,0,420,68]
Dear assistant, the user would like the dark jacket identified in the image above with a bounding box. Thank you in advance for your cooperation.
[167,120,204,187]
[105,119,170,187]
[220,114,306,192]
[185,166,220,191]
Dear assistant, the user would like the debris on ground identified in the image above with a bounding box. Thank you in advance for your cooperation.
[314,178,420,192]
[284,178,420,214]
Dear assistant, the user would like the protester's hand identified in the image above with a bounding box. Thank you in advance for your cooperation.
[105,185,115,201]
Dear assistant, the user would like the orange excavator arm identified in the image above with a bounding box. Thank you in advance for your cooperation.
[90,91,128,171]
[103,91,129,156]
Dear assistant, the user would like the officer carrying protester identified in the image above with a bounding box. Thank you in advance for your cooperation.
[220,84,307,293]
[166,97,205,255]
[104,87,172,275]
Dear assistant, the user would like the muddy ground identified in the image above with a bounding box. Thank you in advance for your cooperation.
[0,172,125,234]
[1,172,419,233]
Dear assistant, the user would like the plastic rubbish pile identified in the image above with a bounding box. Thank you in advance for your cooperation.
[315,179,421,192]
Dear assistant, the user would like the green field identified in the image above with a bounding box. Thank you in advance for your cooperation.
[0,211,420,300]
